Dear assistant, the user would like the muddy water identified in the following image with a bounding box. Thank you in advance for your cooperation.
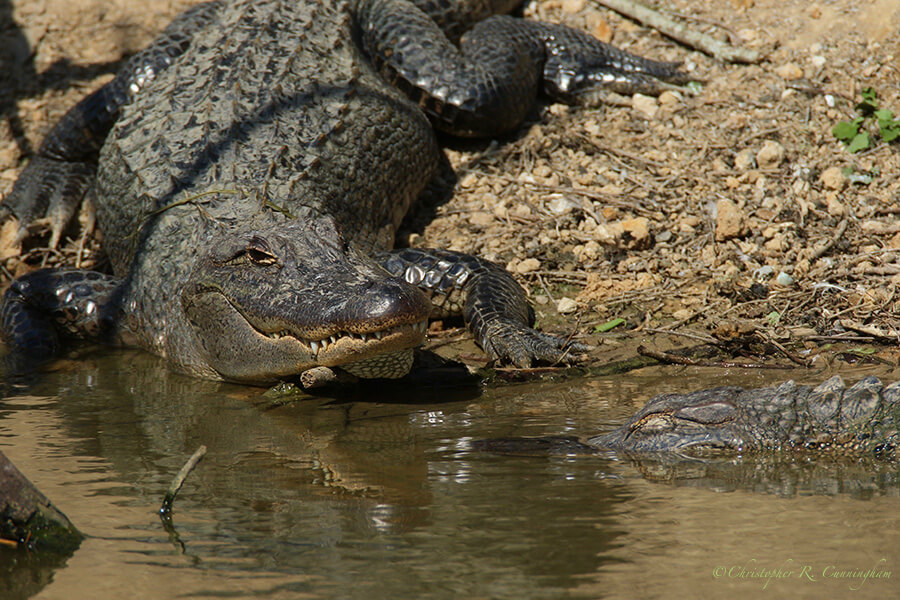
[1,351,898,599]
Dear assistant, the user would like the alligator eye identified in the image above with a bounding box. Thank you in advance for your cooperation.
[247,247,277,265]
[631,414,674,434]
[246,237,278,265]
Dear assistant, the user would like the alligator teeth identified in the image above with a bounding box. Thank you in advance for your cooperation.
[267,321,430,352]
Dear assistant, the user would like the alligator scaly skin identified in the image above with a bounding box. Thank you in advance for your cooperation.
[1,0,684,382]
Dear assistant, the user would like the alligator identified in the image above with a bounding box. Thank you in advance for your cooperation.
[478,376,899,460]
[0,0,685,383]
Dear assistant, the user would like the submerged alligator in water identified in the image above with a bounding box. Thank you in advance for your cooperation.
[479,376,899,460]
[0,0,685,383]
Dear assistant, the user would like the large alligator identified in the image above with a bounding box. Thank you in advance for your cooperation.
[0,0,684,383]
[479,376,899,460]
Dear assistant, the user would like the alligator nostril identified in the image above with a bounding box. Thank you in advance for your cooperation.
[342,277,431,330]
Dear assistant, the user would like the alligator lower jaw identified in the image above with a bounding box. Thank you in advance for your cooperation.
[259,320,428,377]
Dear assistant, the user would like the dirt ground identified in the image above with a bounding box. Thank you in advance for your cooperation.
[2,0,900,370]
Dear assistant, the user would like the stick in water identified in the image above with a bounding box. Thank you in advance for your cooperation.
[160,445,207,515]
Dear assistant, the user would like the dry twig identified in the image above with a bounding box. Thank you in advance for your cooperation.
[591,0,761,63]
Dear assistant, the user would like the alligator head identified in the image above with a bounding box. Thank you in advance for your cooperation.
[588,376,899,459]
[180,213,431,383]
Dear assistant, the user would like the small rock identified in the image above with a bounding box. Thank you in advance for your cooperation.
[557,297,578,314]
[459,173,477,188]
[516,258,541,274]
[678,221,696,234]
[512,204,531,217]
[593,222,624,245]
[587,15,613,42]
[547,195,578,215]
[632,93,658,119]
[574,240,601,262]
[754,265,774,279]
[810,55,826,68]
[756,141,785,168]
[560,0,586,13]
[774,62,804,80]
[775,272,795,286]
[0,143,18,166]
[820,166,845,191]
[715,198,747,241]
[658,90,682,105]
[620,217,652,249]
[734,148,756,170]
[737,28,758,42]
[0,219,21,261]
[888,232,900,249]
[764,234,785,252]
[469,212,494,227]
[825,194,844,217]
[601,206,619,220]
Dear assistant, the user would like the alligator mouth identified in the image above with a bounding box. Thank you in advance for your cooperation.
[266,320,428,355]
[250,319,429,377]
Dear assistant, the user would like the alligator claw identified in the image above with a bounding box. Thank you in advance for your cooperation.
[1,156,94,248]
[480,318,587,368]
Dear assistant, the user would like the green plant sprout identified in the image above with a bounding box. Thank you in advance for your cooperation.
[833,87,900,152]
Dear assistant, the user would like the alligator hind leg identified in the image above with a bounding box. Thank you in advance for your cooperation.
[1,269,129,359]
[359,0,686,137]
[0,0,224,247]
[374,248,587,367]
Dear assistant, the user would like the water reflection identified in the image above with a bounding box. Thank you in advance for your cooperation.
[0,352,897,598]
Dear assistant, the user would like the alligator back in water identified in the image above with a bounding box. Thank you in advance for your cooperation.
[0,0,684,382]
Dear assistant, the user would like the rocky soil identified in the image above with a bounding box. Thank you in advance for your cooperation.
[2,0,900,369]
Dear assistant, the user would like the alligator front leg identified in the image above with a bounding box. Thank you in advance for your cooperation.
[1,269,129,358]
[0,1,223,247]
[374,248,584,367]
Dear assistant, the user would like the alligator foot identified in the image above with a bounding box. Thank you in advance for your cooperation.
[1,268,126,358]
[0,1,223,248]
[375,247,587,367]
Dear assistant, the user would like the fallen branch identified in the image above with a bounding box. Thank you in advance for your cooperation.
[592,0,762,63]
[0,450,83,554]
